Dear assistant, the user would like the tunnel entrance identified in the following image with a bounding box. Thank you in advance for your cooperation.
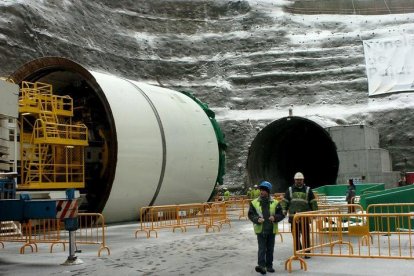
[247,116,339,192]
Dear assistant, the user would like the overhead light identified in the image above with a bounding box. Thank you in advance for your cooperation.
[21,112,31,116]
[65,145,74,149]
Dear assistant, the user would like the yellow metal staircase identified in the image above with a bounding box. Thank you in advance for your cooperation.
[19,81,88,189]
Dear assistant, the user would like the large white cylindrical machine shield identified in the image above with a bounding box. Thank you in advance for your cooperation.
[10,57,221,223]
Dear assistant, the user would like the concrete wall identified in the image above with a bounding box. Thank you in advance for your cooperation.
[328,125,400,187]
[328,125,379,151]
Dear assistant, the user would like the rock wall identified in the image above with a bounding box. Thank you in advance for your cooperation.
[0,0,413,188]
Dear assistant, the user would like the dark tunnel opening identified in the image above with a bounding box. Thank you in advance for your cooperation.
[247,116,339,192]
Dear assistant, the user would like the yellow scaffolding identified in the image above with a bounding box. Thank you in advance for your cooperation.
[18,81,88,189]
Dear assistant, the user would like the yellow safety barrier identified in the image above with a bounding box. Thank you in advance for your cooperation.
[0,213,109,256]
[319,203,364,214]
[135,202,230,238]
[285,211,414,273]
[314,192,327,205]
[215,195,247,202]
[273,193,284,201]
[367,203,414,215]
[367,203,414,234]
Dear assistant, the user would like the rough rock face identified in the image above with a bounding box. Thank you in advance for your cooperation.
[0,0,413,189]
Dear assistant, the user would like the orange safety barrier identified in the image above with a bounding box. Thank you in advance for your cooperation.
[0,219,62,254]
[207,202,231,232]
[285,210,414,273]
[52,213,110,257]
[0,213,109,256]
[135,202,230,238]
[234,198,251,220]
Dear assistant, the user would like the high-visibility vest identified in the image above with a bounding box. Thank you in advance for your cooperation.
[282,186,317,220]
[251,198,279,234]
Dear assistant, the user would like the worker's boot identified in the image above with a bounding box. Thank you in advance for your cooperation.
[255,266,266,274]
[266,267,275,273]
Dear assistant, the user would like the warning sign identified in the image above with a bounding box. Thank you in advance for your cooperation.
[56,200,78,219]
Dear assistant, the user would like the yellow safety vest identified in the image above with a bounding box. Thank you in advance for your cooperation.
[251,198,279,234]
[224,190,230,200]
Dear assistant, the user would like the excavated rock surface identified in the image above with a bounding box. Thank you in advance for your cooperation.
[0,0,413,188]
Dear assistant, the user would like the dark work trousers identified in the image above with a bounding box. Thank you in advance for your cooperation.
[291,219,310,252]
[257,233,276,268]
[347,197,355,213]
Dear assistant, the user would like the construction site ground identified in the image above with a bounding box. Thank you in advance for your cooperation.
[1,210,413,276]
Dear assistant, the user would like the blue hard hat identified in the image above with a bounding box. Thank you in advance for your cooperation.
[258,181,272,191]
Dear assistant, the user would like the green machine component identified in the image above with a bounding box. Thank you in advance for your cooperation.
[359,185,414,208]
[360,185,414,232]
[314,183,385,197]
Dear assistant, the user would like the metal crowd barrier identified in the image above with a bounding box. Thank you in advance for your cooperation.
[207,202,231,232]
[234,198,251,220]
[319,203,364,214]
[314,192,327,205]
[0,213,109,256]
[135,202,230,238]
[0,219,62,254]
[285,210,414,273]
[215,195,247,202]
[366,203,414,235]
[367,203,414,215]
[277,204,363,238]
[51,213,110,257]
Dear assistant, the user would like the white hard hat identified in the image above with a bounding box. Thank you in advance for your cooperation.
[254,185,258,188]
[294,172,304,179]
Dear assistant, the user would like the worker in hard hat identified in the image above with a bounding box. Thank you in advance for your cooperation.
[223,187,230,201]
[253,184,260,199]
[247,187,253,199]
[248,181,284,274]
[280,172,318,259]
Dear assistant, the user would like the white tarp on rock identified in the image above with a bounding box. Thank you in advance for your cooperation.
[363,35,414,96]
